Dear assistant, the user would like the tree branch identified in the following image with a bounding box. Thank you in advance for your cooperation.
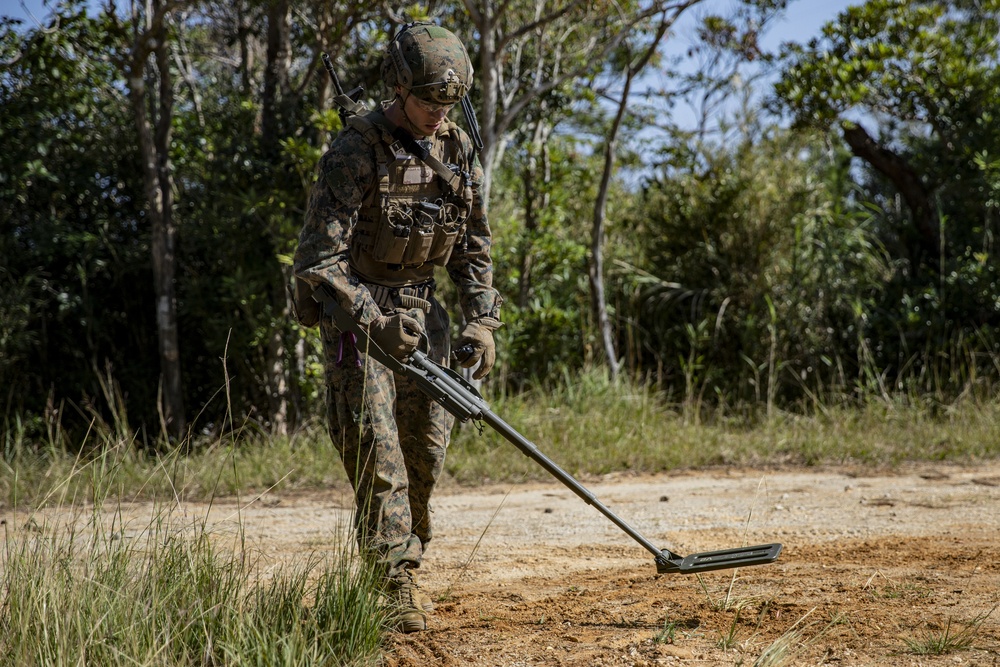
[841,120,940,268]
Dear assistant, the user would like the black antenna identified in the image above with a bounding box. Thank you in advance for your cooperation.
[461,96,484,154]
[321,53,345,96]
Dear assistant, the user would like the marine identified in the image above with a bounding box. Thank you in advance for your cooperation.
[293,21,503,633]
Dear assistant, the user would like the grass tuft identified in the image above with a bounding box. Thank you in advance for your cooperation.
[752,607,838,667]
[0,490,387,666]
[901,607,996,656]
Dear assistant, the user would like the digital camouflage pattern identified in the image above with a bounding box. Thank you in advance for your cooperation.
[294,100,501,577]
[382,23,473,104]
[320,299,453,578]
[295,107,501,323]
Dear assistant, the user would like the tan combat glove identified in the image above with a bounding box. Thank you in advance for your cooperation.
[367,312,423,360]
[456,317,501,380]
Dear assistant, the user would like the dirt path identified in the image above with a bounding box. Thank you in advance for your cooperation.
[192,462,1000,666]
[17,462,1000,665]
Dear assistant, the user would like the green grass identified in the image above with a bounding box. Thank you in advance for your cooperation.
[4,370,1000,505]
[445,372,1000,485]
[901,607,997,656]
[3,370,1000,664]
[0,378,393,666]
[0,423,350,508]
[0,492,388,666]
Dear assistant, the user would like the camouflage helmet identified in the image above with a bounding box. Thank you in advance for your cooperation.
[382,22,472,105]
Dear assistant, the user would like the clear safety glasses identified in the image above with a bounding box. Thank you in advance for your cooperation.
[411,96,456,114]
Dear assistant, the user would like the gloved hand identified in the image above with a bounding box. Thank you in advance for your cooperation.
[367,312,423,360]
[456,317,501,380]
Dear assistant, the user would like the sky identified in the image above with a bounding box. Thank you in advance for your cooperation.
[762,0,857,50]
[2,0,49,25]
[652,0,859,131]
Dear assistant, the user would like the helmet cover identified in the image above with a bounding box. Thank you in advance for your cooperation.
[382,22,473,104]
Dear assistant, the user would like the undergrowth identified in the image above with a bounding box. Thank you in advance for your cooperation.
[3,368,1000,505]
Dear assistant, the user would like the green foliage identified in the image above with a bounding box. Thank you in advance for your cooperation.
[0,6,157,429]
[489,135,600,385]
[751,0,1000,406]
[444,371,1000,484]
[0,2,336,437]
[5,372,1000,506]
[775,1,1000,131]
[774,1,1000,259]
[6,0,1000,443]
[621,125,893,409]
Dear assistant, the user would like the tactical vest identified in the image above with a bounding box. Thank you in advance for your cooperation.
[346,112,475,271]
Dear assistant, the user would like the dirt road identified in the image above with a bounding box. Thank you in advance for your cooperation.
[20,462,997,665]
[203,461,1000,666]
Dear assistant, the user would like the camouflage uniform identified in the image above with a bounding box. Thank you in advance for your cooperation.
[294,103,501,578]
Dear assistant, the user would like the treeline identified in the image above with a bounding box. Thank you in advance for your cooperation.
[2,0,999,444]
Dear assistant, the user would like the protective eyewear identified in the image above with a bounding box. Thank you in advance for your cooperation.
[411,96,456,114]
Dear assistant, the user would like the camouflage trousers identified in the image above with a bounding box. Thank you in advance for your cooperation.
[321,296,454,579]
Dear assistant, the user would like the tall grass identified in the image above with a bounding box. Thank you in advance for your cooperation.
[5,367,1000,504]
[0,416,349,507]
[0,472,387,666]
[1,360,394,666]
[444,368,1000,484]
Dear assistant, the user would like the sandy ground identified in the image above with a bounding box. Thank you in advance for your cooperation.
[11,462,1000,666]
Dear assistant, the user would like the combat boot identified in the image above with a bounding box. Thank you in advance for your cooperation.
[407,569,435,612]
[387,569,428,633]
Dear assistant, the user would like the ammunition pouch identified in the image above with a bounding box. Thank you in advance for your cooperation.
[345,112,473,272]
[361,199,465,268]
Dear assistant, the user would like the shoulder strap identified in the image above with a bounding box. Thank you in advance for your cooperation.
[346,114,391,207]
[366,113,465,195]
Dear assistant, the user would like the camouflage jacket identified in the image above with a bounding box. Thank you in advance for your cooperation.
[294,107,501,327]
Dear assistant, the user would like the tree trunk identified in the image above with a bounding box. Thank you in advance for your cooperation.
[590,14,672,380]
[841,121,940,270]
[236,0,253,94]
[126,0,186,439]
[517,120,551,308]
[261,0,291,159]
[590,78,628,381]
[462,0,675,206]
[471,2,499,204]
[260,0,292,433]
[267,322,289,436]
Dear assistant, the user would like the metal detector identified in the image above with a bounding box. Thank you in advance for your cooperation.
[314,286,782,575]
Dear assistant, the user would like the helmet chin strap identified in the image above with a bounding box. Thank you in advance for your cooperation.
[395,90,428,138]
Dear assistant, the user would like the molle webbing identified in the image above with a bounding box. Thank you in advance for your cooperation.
[346,114,464,195]
[346,111,471,270]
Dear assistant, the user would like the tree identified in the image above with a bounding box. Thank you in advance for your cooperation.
[624,120,888,410]
[770,0,1000,399]
[1,4,160,434]
[459,0,678,202]
[587,0,787,378]
[588,10,675,380]
[774,0,1000,273]
[114,0,190,438]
